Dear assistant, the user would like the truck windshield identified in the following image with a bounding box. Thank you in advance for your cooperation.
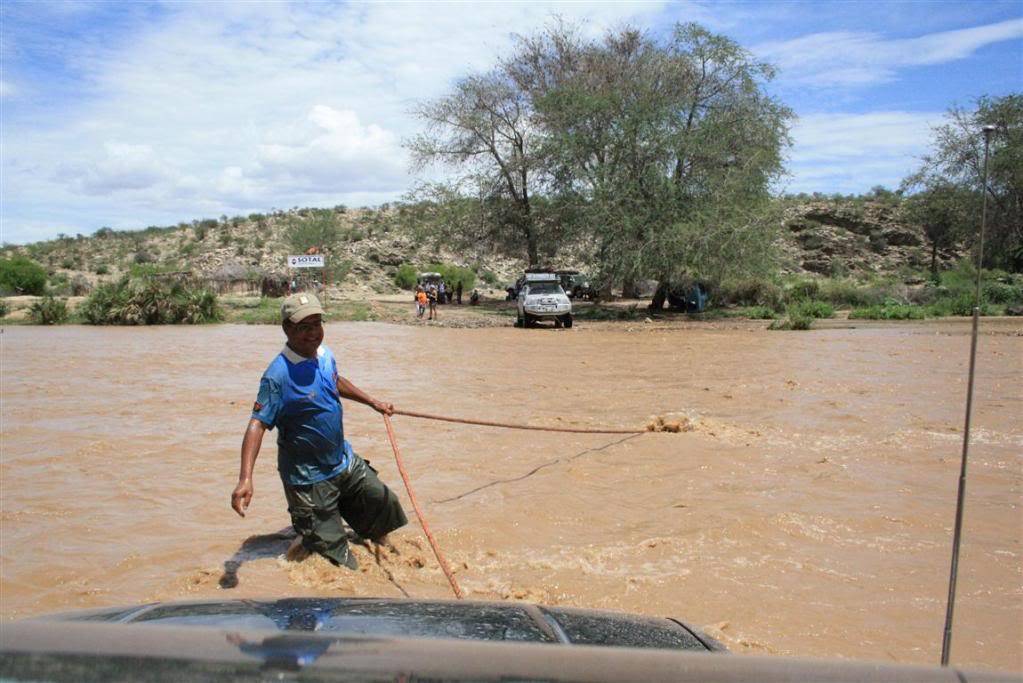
[527,283,563,295]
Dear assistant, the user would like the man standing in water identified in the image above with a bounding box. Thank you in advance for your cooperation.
[231,293,407,569]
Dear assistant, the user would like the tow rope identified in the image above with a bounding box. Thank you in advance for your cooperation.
[381,410,648,600]
[393,408,646,435]
[382,413,465,599]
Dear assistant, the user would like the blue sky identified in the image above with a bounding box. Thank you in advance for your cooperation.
[2,0,1021,244]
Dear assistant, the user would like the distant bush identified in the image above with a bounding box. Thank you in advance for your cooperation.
[0,256,47,295]
[394,264,418,290]
[424,263,476,292]
[789,299,834,319]
[849,302,926,320]
[926,293,993,317]
[95,264,109,275]
[287,213,339,253]
[479,269,500,287]
[29,295,69,325]
[769,310,813,331]
[983,280,1023,305]
[80,276,221,325]
[0,300,9,317]
[719,277,784,311]
[817,279,887,308]
[743,306,777,319]
[784,278,820,302]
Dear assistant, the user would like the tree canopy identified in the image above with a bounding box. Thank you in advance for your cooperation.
[409,22,792,299]
[903,94,1022,272]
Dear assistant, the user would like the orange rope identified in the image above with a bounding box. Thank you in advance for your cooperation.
[382,413,465,600]
[393,408,645,434]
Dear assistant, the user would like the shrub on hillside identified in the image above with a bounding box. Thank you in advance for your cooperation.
[784,278,820,302]
[0,256,47,295]
[29,295,69,325]
[80,276,221,325]
[817,279,887,308]
[394,264,418,290]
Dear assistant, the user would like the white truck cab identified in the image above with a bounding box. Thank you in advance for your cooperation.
[516,273,573,328]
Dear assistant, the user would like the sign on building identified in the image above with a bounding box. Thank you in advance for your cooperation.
[287,254,325,268]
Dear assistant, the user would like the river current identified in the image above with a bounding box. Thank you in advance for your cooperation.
[1,320,1020,671]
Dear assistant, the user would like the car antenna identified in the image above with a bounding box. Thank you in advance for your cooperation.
[940,123,996,667]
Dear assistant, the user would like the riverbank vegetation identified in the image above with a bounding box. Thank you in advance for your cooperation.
[78,276,221,325]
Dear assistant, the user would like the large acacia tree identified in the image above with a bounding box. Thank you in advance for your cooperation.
[510,23,792,304]
[409,22,792,294]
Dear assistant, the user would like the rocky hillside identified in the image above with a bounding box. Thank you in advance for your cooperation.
[779,200,957,279]
[2,199,953,299]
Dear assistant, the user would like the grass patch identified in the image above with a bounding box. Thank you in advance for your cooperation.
[222,297,377,324]
[741,306,778,319]
[849,302,927,320]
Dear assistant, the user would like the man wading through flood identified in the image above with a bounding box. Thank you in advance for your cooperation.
[231,293,407,569]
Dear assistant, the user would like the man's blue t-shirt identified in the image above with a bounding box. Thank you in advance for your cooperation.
[251,344,352,486]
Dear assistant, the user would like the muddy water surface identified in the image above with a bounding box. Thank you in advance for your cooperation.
[1,320,1021,671]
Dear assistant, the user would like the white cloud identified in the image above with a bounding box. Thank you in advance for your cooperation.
[756,18,1023,86]
[55,142,178,195]
[3,1,667,242]
[785,111,942,193]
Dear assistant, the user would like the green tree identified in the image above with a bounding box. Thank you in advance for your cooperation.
[511,23,791,304]
[903,94,1023,271]
[408,67,551,266]
[0,255,48,295]
[286,210,340,253]
[902,181,977,276]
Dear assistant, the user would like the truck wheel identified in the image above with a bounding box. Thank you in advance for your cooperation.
[563,314,573,328]
[524,313,535,328]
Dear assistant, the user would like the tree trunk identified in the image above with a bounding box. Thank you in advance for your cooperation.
[621,276,639,299]
[526,229,539,267]
[930,242,938,277]
[649,281,668,310]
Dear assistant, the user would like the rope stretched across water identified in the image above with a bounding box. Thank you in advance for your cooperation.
[393,408,647,435]
[381,408,647,600]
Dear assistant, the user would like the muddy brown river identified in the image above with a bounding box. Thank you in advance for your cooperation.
[1,319,1021,671]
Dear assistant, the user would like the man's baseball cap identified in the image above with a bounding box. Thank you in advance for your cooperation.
[281,293,325,323]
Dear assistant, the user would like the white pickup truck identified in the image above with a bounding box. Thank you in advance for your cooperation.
[516,273,573,328]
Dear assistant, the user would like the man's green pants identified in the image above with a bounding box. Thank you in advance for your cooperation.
[282,454,408,569]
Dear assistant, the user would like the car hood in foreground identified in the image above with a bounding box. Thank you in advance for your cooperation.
[1,620,1014,683]
[31,597,722,651]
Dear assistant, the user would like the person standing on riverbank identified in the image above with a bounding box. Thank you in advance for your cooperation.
[427,284,438,320]
[231,293,407,569]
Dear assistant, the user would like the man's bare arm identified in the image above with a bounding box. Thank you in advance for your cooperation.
[337,376,393,415]
[232,418,267,517]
